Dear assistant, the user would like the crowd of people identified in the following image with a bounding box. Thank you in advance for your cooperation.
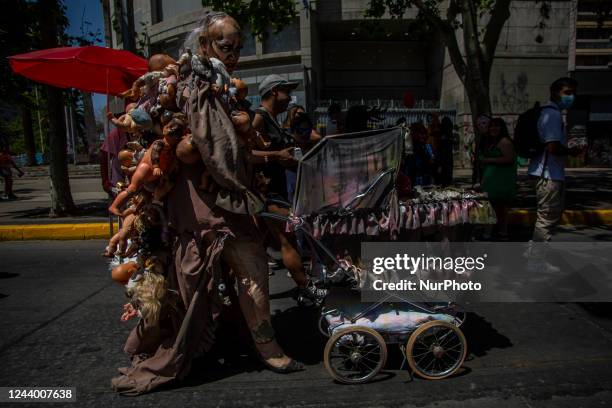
[10,7,571,395]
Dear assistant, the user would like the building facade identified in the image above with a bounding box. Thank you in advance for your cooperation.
[568,0,612,166]
[102,0,610,167]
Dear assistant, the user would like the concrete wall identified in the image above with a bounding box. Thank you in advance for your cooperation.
[439,0,571,167]
[441,0,571,116]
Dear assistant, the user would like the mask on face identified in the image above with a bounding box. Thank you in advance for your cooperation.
[558,94,574,110]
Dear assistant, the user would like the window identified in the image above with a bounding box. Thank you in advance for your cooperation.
[241,27,256,57]
[576,54,612,67]
[263,20,301,54]
[151,0,163,24]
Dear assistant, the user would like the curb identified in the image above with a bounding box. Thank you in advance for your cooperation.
[508,209,612,227]
[0,210,611,241]
[0,223,117,241]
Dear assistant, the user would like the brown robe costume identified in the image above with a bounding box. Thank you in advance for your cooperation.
[111,59,267,396]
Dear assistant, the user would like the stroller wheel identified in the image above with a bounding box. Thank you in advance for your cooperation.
[406,321,467,380]
[324,326,387,384]
[318,315,330,337]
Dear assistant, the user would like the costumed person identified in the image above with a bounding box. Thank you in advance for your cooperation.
[251,74,327,305]
[110,12,302,397]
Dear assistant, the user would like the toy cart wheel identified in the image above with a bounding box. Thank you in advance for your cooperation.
[324,326,387,384]
[453,310,467,327]
[318,315,330,337]
[406,320,467,380]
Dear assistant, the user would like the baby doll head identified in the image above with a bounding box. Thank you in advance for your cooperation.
[118,149,135,168]
[162,114,187,143]
[148,54,176,72]
[129,108,153,130]
[111,261,139,285]
[176,135,200,164]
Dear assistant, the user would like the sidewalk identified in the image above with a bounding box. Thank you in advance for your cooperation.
[453,167,612,226]
[0,165,610,240]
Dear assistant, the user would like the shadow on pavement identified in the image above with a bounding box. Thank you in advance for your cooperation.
[462,312,513,359]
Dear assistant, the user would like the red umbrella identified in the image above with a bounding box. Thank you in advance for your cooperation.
[8,45,148,96]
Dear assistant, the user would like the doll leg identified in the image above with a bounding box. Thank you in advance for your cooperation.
[109,165,150,215]
[105,231,122,257]
[117,214,136,254]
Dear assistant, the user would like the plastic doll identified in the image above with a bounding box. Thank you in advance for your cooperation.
[107,102,153,134]
[108,114,186,216]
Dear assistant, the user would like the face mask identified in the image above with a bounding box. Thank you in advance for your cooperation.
[558,94,574,110]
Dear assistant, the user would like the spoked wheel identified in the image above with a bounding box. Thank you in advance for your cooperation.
[406,321,467,380]
[324,326,387,384]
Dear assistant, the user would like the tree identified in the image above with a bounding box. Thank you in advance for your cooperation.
[0,0,39,165]
[365,0,511,121]
[202,0,510,119]
[201,0,298,41]
[39,0,76,216]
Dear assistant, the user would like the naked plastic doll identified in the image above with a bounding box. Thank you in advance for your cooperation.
[108,102,153,134]
[118,142,145,179]
[120,54,177,102]
[108,115,186,216]
[228,78,270,150]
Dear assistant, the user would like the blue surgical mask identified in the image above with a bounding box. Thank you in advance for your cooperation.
[558,94,574,110]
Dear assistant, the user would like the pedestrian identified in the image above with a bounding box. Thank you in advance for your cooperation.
[479,118,517,240]
[99,125,129,195]
[404,122,434,186]
[0,146,25,200]
[326,102,344,135]
[252,74,326,304]
[437,116,455,186]
[344,105,369,133]
[285,110,321,201]
[528,77,582,242]
[284,106,321,151]
[472,114,492,185]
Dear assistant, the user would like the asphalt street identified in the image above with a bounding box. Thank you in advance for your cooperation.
[1,227,612,407]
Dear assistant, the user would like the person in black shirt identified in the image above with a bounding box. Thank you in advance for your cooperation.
[252,75,326,305]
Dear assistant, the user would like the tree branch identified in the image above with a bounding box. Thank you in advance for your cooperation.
[413,0,467,82]
[482,0,511,64]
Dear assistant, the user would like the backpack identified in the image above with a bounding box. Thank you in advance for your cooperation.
[513,105,553,158]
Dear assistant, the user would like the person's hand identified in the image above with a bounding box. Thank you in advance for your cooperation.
[153,167,163,177]
[106,111,114,120]
[17,170,24,178]
[276,148,297,167]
